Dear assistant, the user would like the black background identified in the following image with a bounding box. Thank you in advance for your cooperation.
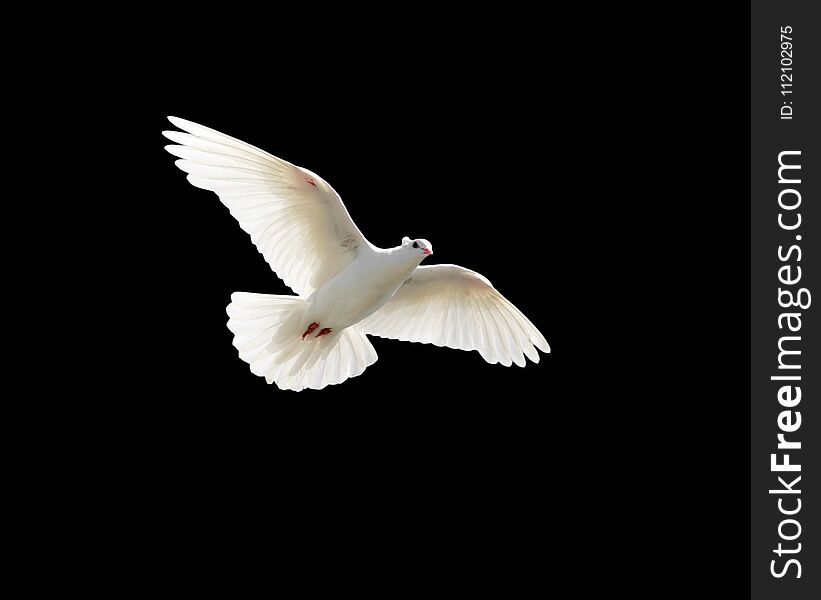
[72,8,754,594]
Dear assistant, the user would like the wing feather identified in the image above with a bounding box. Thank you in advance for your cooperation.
[480,294,511,366]
[357,264,549,365]
[163,116,371,296]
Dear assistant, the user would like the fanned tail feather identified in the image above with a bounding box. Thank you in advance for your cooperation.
[226,292,378,391]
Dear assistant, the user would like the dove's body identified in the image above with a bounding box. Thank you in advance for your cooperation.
[304,247,420,332]
[163,116,549,391]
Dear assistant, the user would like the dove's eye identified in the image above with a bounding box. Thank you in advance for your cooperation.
[412,241,419,248]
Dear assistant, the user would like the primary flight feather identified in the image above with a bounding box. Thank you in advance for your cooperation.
[163,116,549,391]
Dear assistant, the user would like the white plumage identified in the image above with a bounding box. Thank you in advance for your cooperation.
[163,116,549,391]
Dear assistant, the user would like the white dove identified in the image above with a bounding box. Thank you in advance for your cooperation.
[163,117,549,391]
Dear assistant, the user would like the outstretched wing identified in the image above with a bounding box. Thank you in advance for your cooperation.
[357,264,549,366]
[163,116,370,297]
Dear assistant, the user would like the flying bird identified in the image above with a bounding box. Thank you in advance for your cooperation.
[163,117,549,391]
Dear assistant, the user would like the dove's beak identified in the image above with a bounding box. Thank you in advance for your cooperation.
[422,248,432,255]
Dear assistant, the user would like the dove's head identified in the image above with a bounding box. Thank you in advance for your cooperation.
[401,236,433,259]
